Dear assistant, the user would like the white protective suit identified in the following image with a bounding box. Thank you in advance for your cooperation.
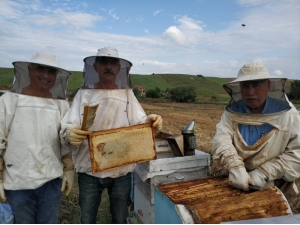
[212,96,300,199]
[0,92,70,190]
[60,89,148,178]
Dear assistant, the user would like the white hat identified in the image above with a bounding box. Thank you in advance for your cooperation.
[223,62,287,102]
[11,51,71,99]
[227,62,281,84]
[82,46,132,89]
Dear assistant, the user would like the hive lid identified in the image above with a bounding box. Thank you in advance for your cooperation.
[166,134,184,156]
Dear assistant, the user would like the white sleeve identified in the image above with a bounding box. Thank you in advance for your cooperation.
[0,93,17,155]
[126,90,147,125]
[60,90,83,146]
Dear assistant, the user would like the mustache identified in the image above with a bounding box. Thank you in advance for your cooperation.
[245,95,259,100]
[103,69,114,75]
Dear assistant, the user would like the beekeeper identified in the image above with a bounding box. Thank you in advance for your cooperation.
[0,51,74,223]
[212,62,300,202]
[60,46,163,224]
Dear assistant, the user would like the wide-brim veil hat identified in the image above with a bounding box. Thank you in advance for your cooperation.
[11,51,71,99]
[223,62,287,102]
[82,46,133,89]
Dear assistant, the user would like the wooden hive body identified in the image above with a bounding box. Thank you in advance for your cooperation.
[156,176,292,224]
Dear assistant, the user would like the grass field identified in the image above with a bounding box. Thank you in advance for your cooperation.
[58,102,300,223]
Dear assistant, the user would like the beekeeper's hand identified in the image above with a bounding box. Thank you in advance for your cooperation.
[147,114,163,131]
[61,153,74,196]
[228,167,255,191]
[69,126,92,146]
[0,156,6,203]
[248,169,267,190]
[61,170,74,196]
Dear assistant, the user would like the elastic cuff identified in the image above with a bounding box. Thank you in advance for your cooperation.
[62,128,71,145]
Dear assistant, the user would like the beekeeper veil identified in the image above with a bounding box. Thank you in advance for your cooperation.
[223,62,288,104]
[11,51,71,99]
[82,46,132,89]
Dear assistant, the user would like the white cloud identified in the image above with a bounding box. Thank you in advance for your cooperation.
[228,60,238,67]
[109,8,119,20]
[0,0,299,80]
[135,16,144,22]
[23,10,104,28]
[0,0,22,18]
[153,10,162,16]
[162,15,204,45]
[162,26,187,45]
[273,70,283,77]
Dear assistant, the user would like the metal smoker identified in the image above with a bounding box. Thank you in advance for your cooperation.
[181,120,196,156]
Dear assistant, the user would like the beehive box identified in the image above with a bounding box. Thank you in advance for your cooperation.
[133,149,210,223]
[154,177,292,224]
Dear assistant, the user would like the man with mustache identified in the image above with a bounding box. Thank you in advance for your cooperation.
[60,46,163,223]
[212,62,300,203]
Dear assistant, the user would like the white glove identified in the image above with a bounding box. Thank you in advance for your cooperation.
[61,153,74,196]
[249,169,267,190]
[228,167,255,191]
[0,156,6,203]
[147,114,163,131]
[0,181,5,203]
[69,126,91,146]
[61,170,75,196]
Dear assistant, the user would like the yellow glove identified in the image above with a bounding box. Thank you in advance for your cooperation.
[147,114,163,131]
[61,153,74,196]
[69,126,92,146]
[0,156,6,203]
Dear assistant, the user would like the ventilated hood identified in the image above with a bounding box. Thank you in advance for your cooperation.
[82,46,132,89]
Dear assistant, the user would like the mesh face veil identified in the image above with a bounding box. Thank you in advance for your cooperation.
[223,62,287,103]
[11,51,71,99]
[82,47,133,89]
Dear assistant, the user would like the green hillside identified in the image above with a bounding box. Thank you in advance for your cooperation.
[0,67,294,104]
[131,73,229,102]
[0,68,230,102]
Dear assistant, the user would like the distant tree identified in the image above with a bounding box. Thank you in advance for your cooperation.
[211,95,218,101]
[169,86,196,102]
[146,89,160,98]
[288,80,300,100]
[133,87,139,96]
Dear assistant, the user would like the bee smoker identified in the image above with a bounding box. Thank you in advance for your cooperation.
[181,120,196,156]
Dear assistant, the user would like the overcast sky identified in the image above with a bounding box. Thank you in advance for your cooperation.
[0,0,299,79]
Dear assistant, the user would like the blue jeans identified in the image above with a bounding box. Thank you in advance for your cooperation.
[5,178,62,224]
[78,172,131,224]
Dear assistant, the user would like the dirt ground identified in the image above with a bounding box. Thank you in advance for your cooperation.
[141,102,224,153]
[141,102,300,214]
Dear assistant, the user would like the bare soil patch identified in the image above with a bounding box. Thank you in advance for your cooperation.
[141,102,224,154]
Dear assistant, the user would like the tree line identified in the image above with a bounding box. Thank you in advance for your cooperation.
[133,79,300,103]
[133,86,197,103]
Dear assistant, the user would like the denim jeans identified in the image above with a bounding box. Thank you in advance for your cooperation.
[5,178,62,224]
[78,172,131,224]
